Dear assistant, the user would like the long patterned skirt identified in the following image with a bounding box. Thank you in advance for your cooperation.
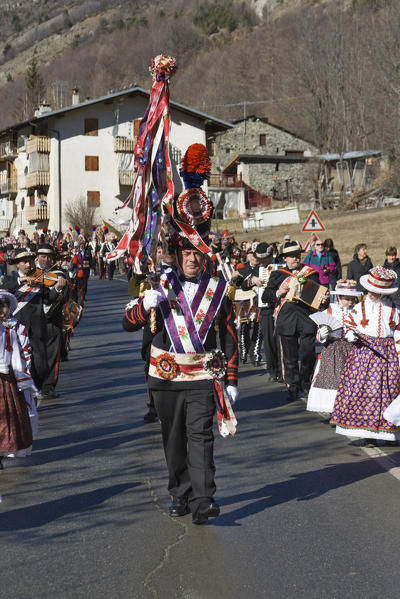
[0,372,33,455]
[307,338,354,413]
[331,336,400,440]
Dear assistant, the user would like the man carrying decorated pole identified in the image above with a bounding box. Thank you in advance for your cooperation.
[117,56,238,525]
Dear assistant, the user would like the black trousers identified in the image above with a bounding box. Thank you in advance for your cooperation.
[42,324,62,394]
[152,387,216,514]
[280,333,316,395]
[260,308,279,374]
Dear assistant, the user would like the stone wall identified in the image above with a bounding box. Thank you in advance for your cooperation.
[210,117,318,200]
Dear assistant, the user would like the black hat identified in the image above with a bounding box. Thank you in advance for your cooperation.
[12,248,36,263]
[37,244,56,256]
[255,242,272,259]
[281,241,302,256]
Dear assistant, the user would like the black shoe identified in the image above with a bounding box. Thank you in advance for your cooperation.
[192,500,220,525]
[143,410,158,423]
[169,497,189,517]
[287,391,299,402]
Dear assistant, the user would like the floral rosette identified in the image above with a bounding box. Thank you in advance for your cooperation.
[176,188,212,226]
[204,350,226,379]
[149,54,177,82]
[155,352,179,380]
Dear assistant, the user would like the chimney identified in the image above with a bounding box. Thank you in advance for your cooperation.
[72,87,80,105]
[34,101,52,117]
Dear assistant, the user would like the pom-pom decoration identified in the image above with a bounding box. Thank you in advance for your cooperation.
[180,144,211,190]
[149,54,177,82]
[92,226,97,231]
[43,227,48,233]
[103,227,109,234]
[177,188,212,226]
[74,226,80,234]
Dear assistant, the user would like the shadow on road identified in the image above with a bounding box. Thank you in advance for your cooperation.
[214,455,397,526]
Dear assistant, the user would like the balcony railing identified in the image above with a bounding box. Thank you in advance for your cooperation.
[25,205,49,222]
[0,142,17,159]
[114,136,135,152]
[26,171,50,188]
[26,135,51,154]
[119,170,135,186]
[209,173,243,187]
[0,177,18,195]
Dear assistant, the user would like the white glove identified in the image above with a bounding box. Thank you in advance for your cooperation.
[345,329,357,343]
[319,325,329,342]
[226,385,239,405]
[143,290,162,312]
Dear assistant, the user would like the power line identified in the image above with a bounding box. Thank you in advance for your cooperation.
[194,94,312,111]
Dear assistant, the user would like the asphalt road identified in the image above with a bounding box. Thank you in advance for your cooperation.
[2,277,400,599]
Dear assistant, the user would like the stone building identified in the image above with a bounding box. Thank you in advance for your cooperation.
[209,116,318,202]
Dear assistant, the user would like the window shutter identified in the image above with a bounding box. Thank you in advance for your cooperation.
[87,191,100,207]
[85,156,99,171]
[85,118,98,136]
[133,118,141,138]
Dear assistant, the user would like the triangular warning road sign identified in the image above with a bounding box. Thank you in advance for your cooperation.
[303,232,320,252]
[301,210,326,232]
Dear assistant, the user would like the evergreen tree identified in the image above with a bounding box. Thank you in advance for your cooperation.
[25,52,45,116]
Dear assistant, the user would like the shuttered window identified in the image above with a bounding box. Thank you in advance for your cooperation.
[259,134,266,146]
[84,118,98,136]
[133,118,141,137]
[85,156,99,171]
[87,191,100,207]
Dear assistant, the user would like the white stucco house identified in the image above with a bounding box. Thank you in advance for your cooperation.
[0,86,232,235]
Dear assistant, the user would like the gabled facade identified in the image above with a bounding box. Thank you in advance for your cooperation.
[209,116,318,202]
[0,86,232,234]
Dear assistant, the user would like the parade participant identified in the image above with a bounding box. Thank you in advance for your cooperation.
[236,249,261,364]
[264,241,329,401]
[307,280,362,413]
[2,290,39,451]
[78,237,92,300]
[101,233,116,280]
[123,235,238,524]
[346,243,373,291]
[1,248,48,391]
[71,242,85,305]
[34,244,68,400]
[0,291,36,468]
[331,267,400,442]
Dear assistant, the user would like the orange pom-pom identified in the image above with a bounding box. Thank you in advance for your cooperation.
[181,144,210,174]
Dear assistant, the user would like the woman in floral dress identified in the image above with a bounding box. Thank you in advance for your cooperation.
[331,267,400,441]
[307,280,362,414]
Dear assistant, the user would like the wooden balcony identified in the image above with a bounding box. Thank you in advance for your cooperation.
[26,135,51,154]
[119,169,135,186]
[114,136,135,152]
[209,173,243,187]
[26,171,50,188]
[0,177,18,195]
[25,204,49,222]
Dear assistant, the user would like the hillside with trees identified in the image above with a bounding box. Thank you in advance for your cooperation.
[1,0,399,161]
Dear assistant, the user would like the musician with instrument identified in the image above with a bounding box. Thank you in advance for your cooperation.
[263,241,329,402]
[242,242,282,381]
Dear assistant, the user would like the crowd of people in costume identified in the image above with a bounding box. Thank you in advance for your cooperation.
[0,224,120,472]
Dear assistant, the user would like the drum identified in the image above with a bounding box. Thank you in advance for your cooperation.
[62,300,83,331]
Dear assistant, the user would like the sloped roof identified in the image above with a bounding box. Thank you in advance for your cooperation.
[223,152,313,173]
[0,86,233,137]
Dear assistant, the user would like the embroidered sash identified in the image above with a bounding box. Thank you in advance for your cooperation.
[157,270,227,353]
[13,285,41,315]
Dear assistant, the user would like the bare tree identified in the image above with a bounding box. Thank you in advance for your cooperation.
[64,195,96,237]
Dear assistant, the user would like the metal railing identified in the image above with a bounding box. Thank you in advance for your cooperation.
[26,136,51,154]
[0,177,18,195]
[0,141,17,159]
[25,205,49,222]
[209,173,243,187]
